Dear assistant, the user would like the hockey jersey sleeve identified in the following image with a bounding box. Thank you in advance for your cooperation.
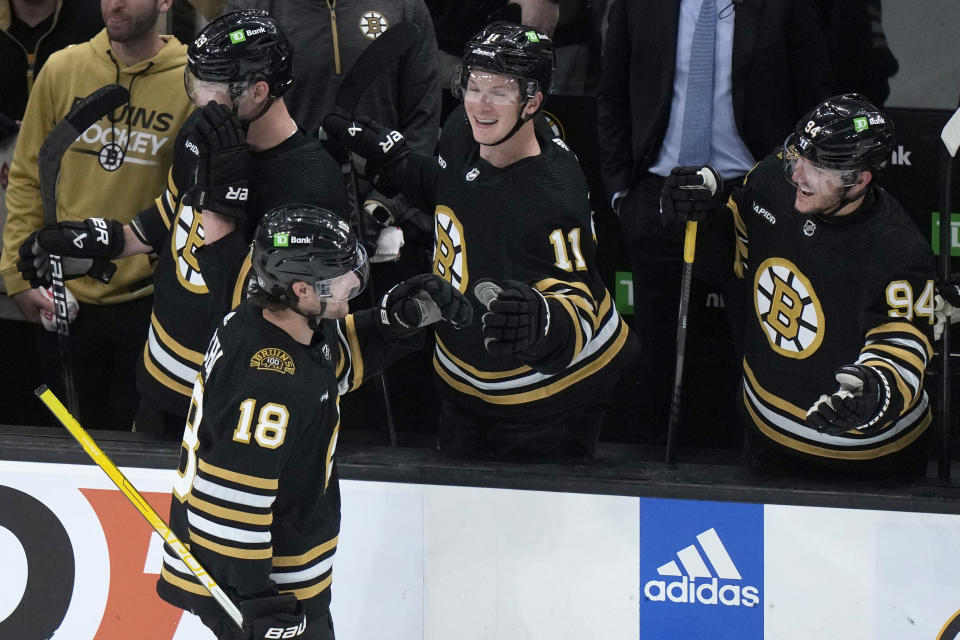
[855,249,935,421]
[129,110,202,249]
[331,310,425,396]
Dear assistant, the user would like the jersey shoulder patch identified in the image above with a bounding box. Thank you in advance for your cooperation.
[249,348,297,375]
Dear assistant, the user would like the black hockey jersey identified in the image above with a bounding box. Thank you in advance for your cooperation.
[157,300,421,619]
[130,111,348,419]
[399,107,638,420]
[721,152,935,462]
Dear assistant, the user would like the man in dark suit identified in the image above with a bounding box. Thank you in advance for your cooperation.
[597,0,832,443]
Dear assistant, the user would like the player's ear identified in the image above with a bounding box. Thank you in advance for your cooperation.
[291,281,311,301]
[250,80,271,105]
[852,169,873,196]
[523,91,544,118]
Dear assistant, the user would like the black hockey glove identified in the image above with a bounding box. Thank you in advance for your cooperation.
[659,165,723,225]
[480,279,566,361]
[805,364,902,436]
[183,102,249,222]
[321,113,410,178]
[17,218,123,287]
[378,274,473,337]
[237,594,306,640]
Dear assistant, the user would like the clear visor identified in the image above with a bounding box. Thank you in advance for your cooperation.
[314,245,369,302]
[458,69,526,105]
[782,136,860,198]
[184,68,247,107]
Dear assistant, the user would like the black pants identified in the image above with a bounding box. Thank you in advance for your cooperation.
[618,172,743,445]
[437,391,612,459]
[36,295,153,430]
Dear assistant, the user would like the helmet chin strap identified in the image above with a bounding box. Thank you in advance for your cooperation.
[814,178,870,221]
[228,81,275,130]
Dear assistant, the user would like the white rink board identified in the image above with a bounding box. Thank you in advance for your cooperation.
[0,460,958,639]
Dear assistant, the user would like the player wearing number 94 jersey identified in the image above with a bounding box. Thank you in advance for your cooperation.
[157,205,472,638]
[670,94,935,475]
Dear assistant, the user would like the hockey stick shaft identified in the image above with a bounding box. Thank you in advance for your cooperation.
[38,84,130,419]
[35,385,244,629]
[332,22,421,447]
[665,221,697,464]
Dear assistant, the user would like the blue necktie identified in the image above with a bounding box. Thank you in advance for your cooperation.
[678,0,717,165]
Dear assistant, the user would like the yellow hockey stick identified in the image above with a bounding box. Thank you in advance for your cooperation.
[35,385,243,629]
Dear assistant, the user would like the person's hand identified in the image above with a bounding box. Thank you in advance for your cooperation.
[659,165,723,225]
[378,274,473,336]
[510,0,560,36]
[238,594,307,639]
[479,279,552,358]
[17,219,123,287]
[321,113,409,177]
[805,364,900,435]
[183,102,249,222]
[12,288,53,324]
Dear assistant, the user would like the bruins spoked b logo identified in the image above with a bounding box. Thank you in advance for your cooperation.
[359,11,388,39]
[754,257,824,359]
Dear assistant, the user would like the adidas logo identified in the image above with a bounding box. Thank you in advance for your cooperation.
[643,528,760,607]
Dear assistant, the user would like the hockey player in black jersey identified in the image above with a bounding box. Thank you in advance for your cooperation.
[156,204,471,639]
[323,21,639,457]
[661,94,935,475]
[18,11,348,436]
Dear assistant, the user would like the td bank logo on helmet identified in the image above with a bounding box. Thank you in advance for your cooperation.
[229,27,266,44]
[273,233,312,247]
[643,527,760,607]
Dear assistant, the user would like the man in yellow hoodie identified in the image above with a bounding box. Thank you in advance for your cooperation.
[1,0,193,430]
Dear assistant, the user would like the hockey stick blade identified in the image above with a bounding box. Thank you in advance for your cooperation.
[38,84,129,224]
[335,21,420,115]
[35,385,244,629]
[943,107,960,158]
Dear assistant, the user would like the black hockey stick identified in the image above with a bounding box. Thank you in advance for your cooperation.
[936,107,960,479]
[665,168,719,464]
[38,84,129,419]
[331,22,421,447]
[36,385,244,628]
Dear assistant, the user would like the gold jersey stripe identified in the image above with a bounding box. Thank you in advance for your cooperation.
[188,495,273,526]
[231,253,253,309]
[151,312,205,365]
[344,314,364,390]
[160,565,211,597]
[198,459,278,490]
[866,321,933,358]
[554,295,584,357]
[189,531,272,560]
[273,535,339,567]
[744,388,930,459]
[743,359,807,420]
[436,336,531,380]
[729,198,747,279]
[434,320,629,404]
[861,342,926,379]
[283,574,332,600]
[142,343,193,397]
[534,277,593,299]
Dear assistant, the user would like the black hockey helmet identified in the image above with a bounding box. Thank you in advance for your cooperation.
[187,10,293,100]
[252,204,368,302]
[453,21,555,102]
[784,93,894,181]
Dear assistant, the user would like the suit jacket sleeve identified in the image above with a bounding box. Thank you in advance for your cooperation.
[595,0,635,199]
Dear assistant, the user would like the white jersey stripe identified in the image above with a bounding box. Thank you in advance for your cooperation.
[193,476,275,509]
[187,510,271,544]
[270,555,336,584]
[148,326,199,384]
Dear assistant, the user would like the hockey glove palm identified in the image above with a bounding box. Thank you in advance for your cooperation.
[183,102,249,222]
[17,218,123,287]
[805,364,901,436]
[481,279,559,360]
[321,113,410,178]
[660,165,723,225]
[378,274,473,337]
[238,594,307,639]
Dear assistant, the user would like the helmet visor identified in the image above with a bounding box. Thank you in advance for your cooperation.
[455,68,526,105]
[184,68,247,107]
[314,244,369,302]
[783,134,860,196]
